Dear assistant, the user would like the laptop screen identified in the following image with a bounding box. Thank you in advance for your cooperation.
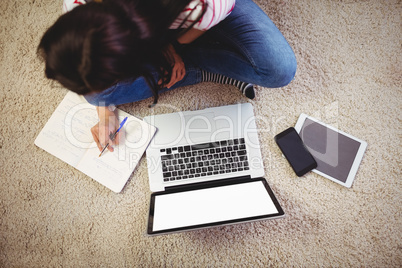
[147,178,284,235]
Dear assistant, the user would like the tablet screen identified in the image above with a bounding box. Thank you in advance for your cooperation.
[147,179,284,235]
[299,118,361,183]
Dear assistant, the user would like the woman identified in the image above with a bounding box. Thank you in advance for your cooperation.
[38,0,296,153]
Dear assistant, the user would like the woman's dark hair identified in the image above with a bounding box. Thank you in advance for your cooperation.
[38,0,205,105]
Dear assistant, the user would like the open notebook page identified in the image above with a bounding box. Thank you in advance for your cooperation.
[77,115,155,192]
[35,91,156,192]
[34,92,95,167]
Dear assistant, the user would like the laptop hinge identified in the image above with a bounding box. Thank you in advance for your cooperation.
[165,175,253,192]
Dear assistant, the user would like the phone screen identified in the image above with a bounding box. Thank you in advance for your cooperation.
[275,127,317,177]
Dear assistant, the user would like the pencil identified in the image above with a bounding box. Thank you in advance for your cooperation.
[98,117,128,157]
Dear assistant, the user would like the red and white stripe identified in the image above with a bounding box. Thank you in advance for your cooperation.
[170,0,235,31]
[62,0,87,13]
[63,0,235,31]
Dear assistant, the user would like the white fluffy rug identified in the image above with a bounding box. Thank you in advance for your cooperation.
[0,0,400,266]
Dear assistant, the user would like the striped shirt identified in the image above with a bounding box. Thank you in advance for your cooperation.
[62,0,87,13]
[62,0,235,31]
[170,0,235,31]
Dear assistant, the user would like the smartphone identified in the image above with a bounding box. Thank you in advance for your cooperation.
[274,127,317,177]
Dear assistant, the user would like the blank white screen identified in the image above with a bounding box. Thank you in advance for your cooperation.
[152,181,278,231]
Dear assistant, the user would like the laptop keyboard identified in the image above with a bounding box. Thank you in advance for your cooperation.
[160,138,249,182]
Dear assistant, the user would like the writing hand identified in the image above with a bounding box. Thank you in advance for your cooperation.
[91,107,120,152]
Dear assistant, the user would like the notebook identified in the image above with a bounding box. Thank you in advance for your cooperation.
[35,92,156,193]
[143,103,284,235]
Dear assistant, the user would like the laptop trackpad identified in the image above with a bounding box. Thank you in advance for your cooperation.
[183,112,217,143]
[152,112,218,146]
[147,179,284,235]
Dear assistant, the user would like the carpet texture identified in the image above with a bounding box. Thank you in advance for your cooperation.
[0,0,401,267]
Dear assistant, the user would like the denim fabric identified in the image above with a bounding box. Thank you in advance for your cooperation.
[84,0,297,106]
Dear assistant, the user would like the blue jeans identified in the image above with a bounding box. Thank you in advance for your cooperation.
[85,0,297,106]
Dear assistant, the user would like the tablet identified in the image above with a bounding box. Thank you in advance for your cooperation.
[147,178,285,235]
[294,114,367,188]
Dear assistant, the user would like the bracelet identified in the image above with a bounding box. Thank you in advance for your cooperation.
[108,104,116,112]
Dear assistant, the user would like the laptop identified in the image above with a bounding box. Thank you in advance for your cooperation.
[143,103,284,235]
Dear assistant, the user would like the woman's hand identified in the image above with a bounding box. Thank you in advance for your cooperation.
[162,30,206,88]
[91,106,120,152]
[160,44,186,89]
